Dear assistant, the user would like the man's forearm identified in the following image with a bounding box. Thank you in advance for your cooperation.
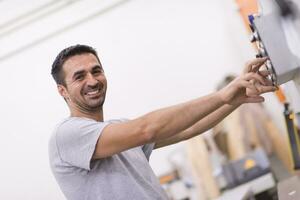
[154,103,239,148]
[186,103,239,138]
[140,91,224,142]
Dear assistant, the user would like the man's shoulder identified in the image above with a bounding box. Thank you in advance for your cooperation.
[48,118,72,147]
[49,117,128,142]
[54,117,100,131]
[49,117,88,144]
[56,117,127,128]
[51,117,127,138]
[51,117,78,136]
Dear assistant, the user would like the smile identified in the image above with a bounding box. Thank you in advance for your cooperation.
[84,88,101,96]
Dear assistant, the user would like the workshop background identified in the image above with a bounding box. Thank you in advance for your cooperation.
[0,0,291,199]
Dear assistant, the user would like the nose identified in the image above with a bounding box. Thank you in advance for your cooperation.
[86,73,98,86]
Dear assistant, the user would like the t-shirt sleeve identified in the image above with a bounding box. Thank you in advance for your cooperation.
[142,143,155,160]
[55,118,109,170]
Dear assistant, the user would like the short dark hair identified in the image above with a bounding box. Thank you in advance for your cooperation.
[51,44,100,86]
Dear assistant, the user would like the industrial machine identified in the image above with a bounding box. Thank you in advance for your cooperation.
[248,0,300,111]
[248,0,300,169]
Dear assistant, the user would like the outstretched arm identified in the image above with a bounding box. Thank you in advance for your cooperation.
[93,58,276,159]
[154,57,276,149]
[94,91,225,158]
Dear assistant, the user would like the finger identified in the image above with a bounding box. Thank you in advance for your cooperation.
[248,57,268,66]
[256,85,277,94]
[258,70,271,77]
[262,80,273,87]
[244,57,268,73]
[247,87,259,97]
[258,71,274,86]
[254,77,273,87]
[251,59,268,72]
[239,80,256,91]
[244,72,267,85]
[264,79,274,86]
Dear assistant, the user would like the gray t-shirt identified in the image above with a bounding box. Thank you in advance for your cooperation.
[48,117,168,200]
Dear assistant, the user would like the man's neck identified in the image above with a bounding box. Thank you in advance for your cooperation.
[70,108,104,122]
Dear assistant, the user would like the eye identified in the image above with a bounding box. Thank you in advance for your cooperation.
[93,68,103,75]
[75,74,84,80]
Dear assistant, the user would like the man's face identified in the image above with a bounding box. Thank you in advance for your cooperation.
[59,53,107,113]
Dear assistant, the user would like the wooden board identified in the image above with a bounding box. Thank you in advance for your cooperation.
[186,137,220,199]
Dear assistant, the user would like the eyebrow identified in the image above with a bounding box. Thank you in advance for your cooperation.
[72,65,103,79]
[72,70,85,79]
[91,64,103,71]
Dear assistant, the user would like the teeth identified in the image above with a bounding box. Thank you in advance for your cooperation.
[86,89,100,95]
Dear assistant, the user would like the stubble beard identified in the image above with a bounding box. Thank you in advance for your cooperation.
[70,92,106,115]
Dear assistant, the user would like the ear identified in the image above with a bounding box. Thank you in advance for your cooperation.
[57,84,69,100]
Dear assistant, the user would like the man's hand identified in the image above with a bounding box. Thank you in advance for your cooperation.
[219,58,277,106]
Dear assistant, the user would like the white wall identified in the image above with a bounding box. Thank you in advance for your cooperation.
[0,0,284,199]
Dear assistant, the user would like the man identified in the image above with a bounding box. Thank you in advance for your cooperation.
[48,44,276,200]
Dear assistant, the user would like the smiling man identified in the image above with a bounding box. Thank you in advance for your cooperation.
[48,44,276,200]
[56,52,107,120]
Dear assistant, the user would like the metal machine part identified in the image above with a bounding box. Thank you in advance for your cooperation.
[283,103,300,169]
[248,0,300,86]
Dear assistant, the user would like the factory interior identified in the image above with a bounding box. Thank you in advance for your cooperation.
[1,0,300,199]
